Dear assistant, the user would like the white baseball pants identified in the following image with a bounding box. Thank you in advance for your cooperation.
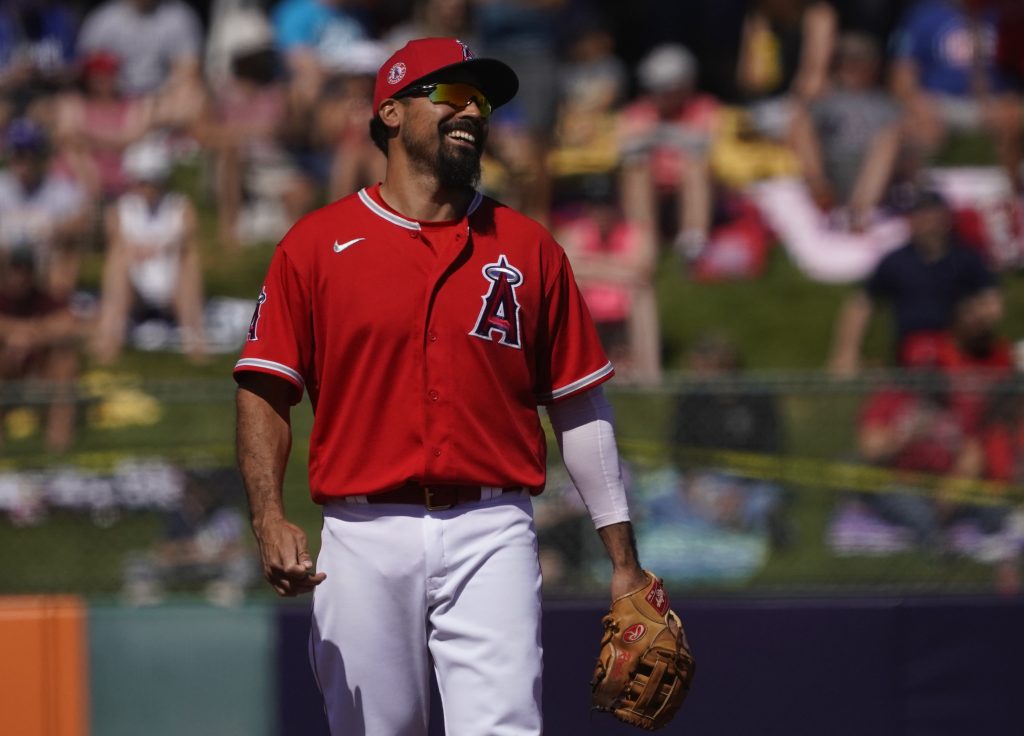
[309,492,543,735]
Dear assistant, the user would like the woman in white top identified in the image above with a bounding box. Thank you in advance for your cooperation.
[94,138,206,363]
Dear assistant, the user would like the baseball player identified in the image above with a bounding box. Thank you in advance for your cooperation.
[234,37,648,735]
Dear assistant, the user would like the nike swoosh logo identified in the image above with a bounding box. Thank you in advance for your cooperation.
[333,237,365,253]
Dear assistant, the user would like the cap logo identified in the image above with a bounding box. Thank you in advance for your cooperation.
[456,39,474,60]
[387,62,407,85]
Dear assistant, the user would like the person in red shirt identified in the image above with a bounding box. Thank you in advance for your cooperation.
[554,177,661,383]
[860,289,1018,554]
[900,289,1015,434]
[234,38,649,735]
[980,384,1024,484]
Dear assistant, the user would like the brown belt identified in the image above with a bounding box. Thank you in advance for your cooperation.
[364,484,522,511]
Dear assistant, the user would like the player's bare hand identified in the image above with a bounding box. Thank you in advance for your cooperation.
[252,516,326,596]
[610,565,649,601]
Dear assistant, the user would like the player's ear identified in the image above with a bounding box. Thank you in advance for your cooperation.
[378,99,403,129]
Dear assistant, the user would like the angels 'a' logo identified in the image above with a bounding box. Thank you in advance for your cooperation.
[470,255,522,349]
[247,287,267,341]
[456,39,474,60]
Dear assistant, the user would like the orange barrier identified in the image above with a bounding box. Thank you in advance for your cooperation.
[0,596,88,736]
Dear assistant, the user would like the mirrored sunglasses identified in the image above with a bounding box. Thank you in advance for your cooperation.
[397,82,492,118]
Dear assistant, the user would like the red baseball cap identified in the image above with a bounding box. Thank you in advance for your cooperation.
[82,51,120,79]
[373,38,518,114]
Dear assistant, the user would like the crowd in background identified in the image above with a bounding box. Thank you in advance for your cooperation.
[3,0,1024,593]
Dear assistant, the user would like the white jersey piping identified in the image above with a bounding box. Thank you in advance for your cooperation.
[357,188,483,230]
[235,358,305,388]
[538,362,614,402]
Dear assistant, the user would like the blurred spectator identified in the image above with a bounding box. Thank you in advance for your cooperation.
[77,0,205,129]
[736,0,838,137]
[980,381,1024,485]
[0,247,81,453]
[475,0,563,138]
[206,0,274,88]
[901,288,1014,434]
[975,378,1024,594]
[833,289,1020,583]
[121,468,257,607]
[890,0,1024,193]
[554,176,660,384]
[983,0,1024,86]
[546,16,626,190]
[856,366,970,548]
[198,7,315,246]
[382,0,476,51]
[314,40,388,201]
[828,187,1001,376]
[93,137,206,364]
[475,0,567,222]
[0,0,79,125]
[670,333,786,537]
[0,117,90,299]
[619,43,718,255]
[899,295,1019,583]
[636,334,789,583]
[854,351,1019,591]
[272,0,370,191]
[53,51,155,201]
[747,32,911,283]
[672,333,785,458]
[791,33,903,226]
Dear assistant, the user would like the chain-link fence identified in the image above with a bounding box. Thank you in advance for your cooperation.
[2,370,1022,600]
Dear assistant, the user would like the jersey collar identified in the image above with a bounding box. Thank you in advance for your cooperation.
[357,186,482,231]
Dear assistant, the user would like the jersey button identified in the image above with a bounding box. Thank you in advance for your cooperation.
[409,231,419,239]
[428,390,439,402]
[428,332,438,343]
[432,448,442,457]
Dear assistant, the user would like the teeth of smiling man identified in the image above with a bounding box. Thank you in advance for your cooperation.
[447,130,475,143]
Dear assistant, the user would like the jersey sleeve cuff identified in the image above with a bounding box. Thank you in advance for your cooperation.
[233,358,306,392]
[591,509,631,529]
[537,362,614,404]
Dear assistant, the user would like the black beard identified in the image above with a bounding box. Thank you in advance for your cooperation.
[437,142,482,188]
[405,118,485,188]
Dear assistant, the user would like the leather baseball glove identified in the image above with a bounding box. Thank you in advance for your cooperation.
[591,571,695,730]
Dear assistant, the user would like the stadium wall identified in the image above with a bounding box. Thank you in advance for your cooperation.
[2,596,1020,735]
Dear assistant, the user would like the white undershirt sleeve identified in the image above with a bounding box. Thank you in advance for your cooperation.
[545,385,631,529]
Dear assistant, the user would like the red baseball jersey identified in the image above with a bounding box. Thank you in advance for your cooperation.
[234,185,613,501]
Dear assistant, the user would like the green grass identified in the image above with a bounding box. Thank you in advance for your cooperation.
[657,247,902,371]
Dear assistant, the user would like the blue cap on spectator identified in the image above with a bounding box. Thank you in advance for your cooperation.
[4,118,49,155]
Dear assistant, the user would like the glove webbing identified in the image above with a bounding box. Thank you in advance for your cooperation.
[634,656,670,712]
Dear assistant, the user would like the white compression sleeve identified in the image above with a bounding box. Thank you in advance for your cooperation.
[545,385,630,529]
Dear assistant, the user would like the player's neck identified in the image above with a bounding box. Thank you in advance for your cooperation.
[379,167,475,223]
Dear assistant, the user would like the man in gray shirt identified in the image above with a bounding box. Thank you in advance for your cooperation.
[790,32,902,229]
[748,32,911,283]
[77,0,202,101]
